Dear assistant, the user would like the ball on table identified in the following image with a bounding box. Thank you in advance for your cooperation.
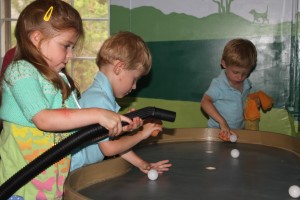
[147,169,158,181]
[229,134,237,142]
[288,185,300,198]
[230,149,240,158]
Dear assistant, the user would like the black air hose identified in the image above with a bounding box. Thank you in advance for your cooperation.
[0,107,176,199]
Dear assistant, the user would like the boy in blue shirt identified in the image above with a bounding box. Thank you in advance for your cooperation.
[201,38,257,138]
[71,31,171,174]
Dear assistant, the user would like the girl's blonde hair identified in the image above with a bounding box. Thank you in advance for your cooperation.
[14,0,84,101]
[96,31,152,75]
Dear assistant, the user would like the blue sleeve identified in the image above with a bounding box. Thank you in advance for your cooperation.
[70,140,107,172]
[79,90,114,111]
[205,79,222,102]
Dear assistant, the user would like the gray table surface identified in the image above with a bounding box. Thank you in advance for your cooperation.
[80,141,300,200]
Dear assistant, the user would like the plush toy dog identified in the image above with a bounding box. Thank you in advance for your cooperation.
[244,90,273,130]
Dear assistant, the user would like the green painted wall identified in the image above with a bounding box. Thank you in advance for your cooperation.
[110,3,300,136]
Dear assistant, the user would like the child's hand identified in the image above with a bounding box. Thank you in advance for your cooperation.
[150,120,163,136]
[218,119,232,141]
[219,120,230,137]
[140,120,163,139]
[138,161,151,173]
[122,117,143,132]
[98,109,132,137]
[149,160,172,174]
[122,108,143,132]
[138,160,172,174]
[218,129,237,142]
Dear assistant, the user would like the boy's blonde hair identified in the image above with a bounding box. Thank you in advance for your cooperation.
[96,31,152,75]
[222,38,257,69]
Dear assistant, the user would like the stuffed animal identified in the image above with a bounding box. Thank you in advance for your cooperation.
[244,90,273,130]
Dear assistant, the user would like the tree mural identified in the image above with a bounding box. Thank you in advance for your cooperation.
[212,0,234,13]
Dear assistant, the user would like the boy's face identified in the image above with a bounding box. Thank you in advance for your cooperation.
[112,62,144,98]
[222,60,251,89]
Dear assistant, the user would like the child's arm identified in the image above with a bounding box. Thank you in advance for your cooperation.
[98,122,162,156]
[120,151,151,171]
[32,108,132,136]
[120,151,171,174]
[201,94,230,134]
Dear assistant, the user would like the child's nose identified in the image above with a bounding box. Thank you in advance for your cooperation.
[67,48,74,58]
[132,83,137,90]
[237,74,243,80]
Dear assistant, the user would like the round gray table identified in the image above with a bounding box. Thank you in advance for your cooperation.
[64,128,300,200]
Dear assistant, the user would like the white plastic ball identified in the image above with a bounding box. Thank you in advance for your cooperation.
[230,149,240,158]
[147,169,158,181]
[229,134,237,142]
[288,185,300,198]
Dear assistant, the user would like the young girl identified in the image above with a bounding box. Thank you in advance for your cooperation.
[0,1,132,200]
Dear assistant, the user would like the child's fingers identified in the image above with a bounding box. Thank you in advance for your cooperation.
[120,115,133,125]
[151,130,160,137]
[151,123,163,137]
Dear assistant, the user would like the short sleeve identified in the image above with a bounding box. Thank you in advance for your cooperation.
[205,79,222,102]
[79,90,115,111]
[4,61,50,120]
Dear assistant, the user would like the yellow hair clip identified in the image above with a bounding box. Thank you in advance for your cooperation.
[43,6,53,21]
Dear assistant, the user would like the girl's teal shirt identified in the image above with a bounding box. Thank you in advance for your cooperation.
[0,60,78,126]
[0,60,79,199]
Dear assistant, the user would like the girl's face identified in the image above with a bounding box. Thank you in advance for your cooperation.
[38,29,78,73]
[111,61,144,98]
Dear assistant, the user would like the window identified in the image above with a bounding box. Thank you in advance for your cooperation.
[0,0,110,92]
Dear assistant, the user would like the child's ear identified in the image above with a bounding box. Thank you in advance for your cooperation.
[221,60,227,69]
[29,31,42,47]
[113,60,125,75]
